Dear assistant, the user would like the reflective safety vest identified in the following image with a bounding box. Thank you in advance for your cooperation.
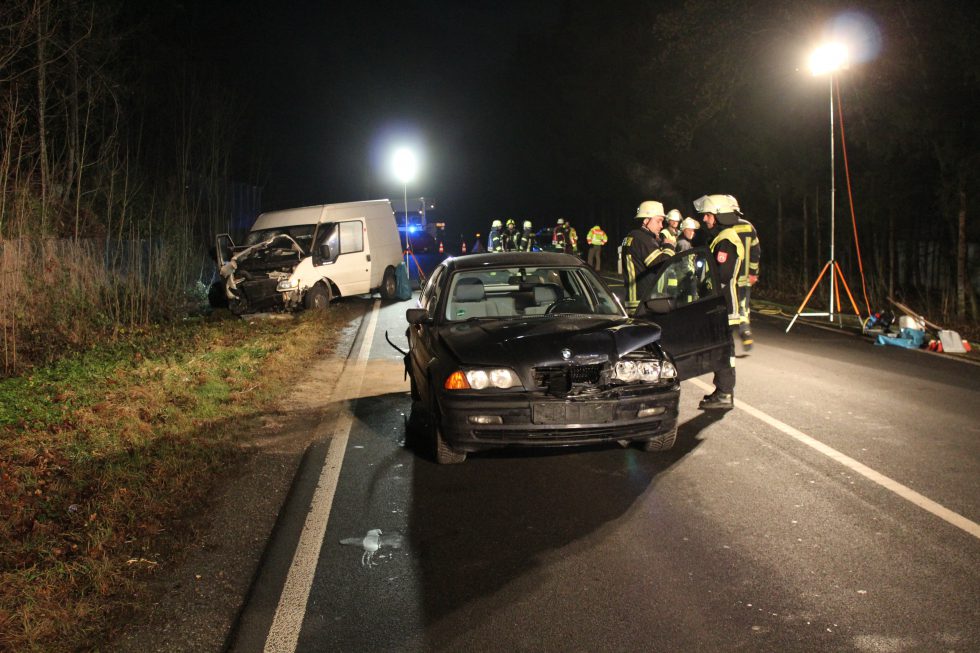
[586,226,608,246]
[710,226,745,326]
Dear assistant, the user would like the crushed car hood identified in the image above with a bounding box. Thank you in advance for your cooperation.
[438,315,661,367]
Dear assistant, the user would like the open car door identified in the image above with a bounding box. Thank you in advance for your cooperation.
[215,233,235,268]
[633,247,730,381]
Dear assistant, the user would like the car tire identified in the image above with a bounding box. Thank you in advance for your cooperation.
[379,266,397,300]
[207,281,228,308]
[429,398,465,464]
[304,283,331,310]
[639,426,677,452]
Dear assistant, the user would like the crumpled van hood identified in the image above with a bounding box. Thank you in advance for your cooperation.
[438,315,661,368]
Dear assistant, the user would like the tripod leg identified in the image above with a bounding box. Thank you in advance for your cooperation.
[834,261,864,320]
[786,261,832,333]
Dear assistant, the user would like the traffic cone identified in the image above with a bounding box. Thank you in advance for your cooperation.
[438,241,444,254]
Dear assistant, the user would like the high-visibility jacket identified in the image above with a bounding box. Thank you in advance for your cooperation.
[709,226,745,326]
[586,226,608,246]
[730,219,760,286]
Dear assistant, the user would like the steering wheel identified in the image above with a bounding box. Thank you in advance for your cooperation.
[545,298,581,314]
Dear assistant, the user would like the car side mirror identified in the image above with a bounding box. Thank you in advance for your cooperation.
[406,308,432,325]
[643,297,675,314]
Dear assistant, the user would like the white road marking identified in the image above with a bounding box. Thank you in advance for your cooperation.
[688,377,980,540]
[263,300,382,653]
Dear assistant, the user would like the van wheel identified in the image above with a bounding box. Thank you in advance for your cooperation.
[380,266,397,300]
[304,283,332,310]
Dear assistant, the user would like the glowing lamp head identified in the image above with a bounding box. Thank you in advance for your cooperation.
[809,43,849,76]
[392,147,418,184]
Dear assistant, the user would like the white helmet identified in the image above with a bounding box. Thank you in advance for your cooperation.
[557,218,565,225]
[680,217,700,231]
[491,219,502,228]
[693,194,741,216]
[523,220,532,229]
[635,200,666,220]
[666,209,682,224]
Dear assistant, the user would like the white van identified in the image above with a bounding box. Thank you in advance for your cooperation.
[214,199,404,314]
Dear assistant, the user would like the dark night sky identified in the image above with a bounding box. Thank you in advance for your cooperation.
[174,0,979,246]
[189,0,572,236]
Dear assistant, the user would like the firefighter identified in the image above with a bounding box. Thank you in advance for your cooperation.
[730,217,761,351]
[665,209,682,239]
[586,224,608,270]
[621,200,676,311]
[553,218,570,253]
[520,220,536,252]
[488,219,503,252]
[502,219,519,252]
[693,194,744,410]
[676,217,699,252]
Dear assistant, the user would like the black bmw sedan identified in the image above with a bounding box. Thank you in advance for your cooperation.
[405,251,730,463]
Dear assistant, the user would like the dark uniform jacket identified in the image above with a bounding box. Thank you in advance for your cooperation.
[621,227,675,309]
[730,218,761,286]
[708,226,745,326]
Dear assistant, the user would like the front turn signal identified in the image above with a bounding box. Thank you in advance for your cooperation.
[444,371,471,390]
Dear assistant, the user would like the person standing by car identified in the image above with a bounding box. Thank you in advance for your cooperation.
[730,217,761,351]
[676,217,699,252]
[488,220,503,252]
[622,201,676,311]
[586,224,608,270]
[502,219,519,252]
[693,194,744,410]
[553,218,571,253]
[665,209,682,240]
[519,220,536,251]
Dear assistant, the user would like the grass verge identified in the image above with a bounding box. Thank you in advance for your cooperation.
[0,305,361,651]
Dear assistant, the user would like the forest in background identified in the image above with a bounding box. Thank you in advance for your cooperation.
[2,0,978,377]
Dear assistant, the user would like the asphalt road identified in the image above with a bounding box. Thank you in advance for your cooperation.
[229,294,980,653]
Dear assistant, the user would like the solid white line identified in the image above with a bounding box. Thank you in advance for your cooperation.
[263,300,381,653]
[688,377,980,540]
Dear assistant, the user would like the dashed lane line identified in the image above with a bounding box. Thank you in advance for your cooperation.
[688,377,980,540]
[263,300,381,653]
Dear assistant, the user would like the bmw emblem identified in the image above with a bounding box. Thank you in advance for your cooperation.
[561,348,573,360]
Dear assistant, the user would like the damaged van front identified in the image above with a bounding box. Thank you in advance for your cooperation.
[211,200,404,315]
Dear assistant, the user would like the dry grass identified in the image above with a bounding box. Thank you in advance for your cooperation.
[0,303,360,652]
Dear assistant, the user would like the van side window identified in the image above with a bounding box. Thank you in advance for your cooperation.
[339,221,364,254]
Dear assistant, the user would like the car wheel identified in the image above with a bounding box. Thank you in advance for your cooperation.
[639,425,677,452]
[379,266,397,300]
[304,283,331,310]
[207,281,228,308]
[429,397,465,464]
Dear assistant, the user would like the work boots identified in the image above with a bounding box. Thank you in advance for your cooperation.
[740,327,753,352]
[699,390,734,410]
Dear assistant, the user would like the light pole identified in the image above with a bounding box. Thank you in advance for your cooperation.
[787,43,851,332]
[392,147,418,267]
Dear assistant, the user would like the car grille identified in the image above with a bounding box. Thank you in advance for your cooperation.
[533,364,604,387]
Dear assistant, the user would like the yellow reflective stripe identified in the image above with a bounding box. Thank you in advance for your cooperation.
[644,249,666,267]
[667,278,678,286]
[626,257,637,305]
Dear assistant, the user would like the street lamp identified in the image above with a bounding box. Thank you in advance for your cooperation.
[392,147,419,265]
[787,43,850,332]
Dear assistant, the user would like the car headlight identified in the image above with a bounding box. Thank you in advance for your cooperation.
[277,278,300,291]
[444,367,523,390]
[613,357,669,383]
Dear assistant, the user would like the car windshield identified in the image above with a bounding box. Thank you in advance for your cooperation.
[444,265,623,322]
[243,224,319,254]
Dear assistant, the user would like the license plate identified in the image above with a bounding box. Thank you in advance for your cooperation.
[532,401,615,425]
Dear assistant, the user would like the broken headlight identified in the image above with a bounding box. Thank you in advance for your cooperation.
[276,278,300,291]
[612,356,675,383]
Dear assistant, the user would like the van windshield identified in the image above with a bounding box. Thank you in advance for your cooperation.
[245,225,318,254]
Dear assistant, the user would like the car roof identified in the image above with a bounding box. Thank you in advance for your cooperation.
[441,252,586,272]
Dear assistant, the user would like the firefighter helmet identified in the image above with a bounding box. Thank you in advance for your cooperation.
[693,194,741,226]
[523,220,532,229]
[635,200,666,220]
[506,219,516,227]
[666,209,682,224]
[491,219,502,228]
[680,217,700,231]
[557,218,565,225]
